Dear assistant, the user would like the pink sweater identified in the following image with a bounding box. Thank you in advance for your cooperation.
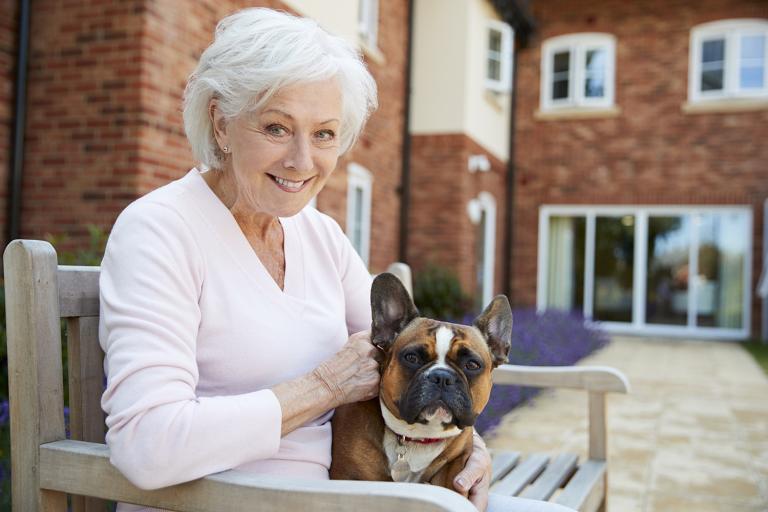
[99,169,373,508]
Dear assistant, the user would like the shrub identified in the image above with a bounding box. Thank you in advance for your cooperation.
[413,264,472,320]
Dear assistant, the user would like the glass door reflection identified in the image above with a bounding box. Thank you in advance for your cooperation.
[593,215,634,323]
[646,216,690,326]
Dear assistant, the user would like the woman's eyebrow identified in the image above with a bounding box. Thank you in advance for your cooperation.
[261,108,339,125]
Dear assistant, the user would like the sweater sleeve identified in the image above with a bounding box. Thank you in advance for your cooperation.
[99,200,282,490]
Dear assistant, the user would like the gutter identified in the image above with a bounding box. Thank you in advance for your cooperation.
[7,0,31,245]
[397,0,415,263]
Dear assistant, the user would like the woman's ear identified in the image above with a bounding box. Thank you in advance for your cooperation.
[209,99,229,151]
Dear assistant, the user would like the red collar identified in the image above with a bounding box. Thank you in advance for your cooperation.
[400,434,445,445]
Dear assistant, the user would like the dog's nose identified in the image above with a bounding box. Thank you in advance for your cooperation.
[428,368,457,388]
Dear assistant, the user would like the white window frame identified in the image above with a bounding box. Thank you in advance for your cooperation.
[540,33,616,111]
[536,205,752,340]
[358,0,379,49]
[689,19,768,103]
[467,192,497,308]
[346,163,373,268]
[485,20,514,93]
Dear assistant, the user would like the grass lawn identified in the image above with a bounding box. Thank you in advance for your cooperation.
[743,339,768,375]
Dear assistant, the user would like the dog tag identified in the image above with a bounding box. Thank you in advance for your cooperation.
[390,457,411,482]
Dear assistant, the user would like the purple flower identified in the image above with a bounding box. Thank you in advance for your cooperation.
[474,308,609,435]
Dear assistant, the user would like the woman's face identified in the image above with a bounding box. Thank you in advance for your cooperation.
[216,78,343,218]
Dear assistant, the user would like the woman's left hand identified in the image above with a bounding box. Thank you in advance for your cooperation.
[453,431,492,511]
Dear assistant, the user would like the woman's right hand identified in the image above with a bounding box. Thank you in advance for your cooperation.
[312,330,380,408]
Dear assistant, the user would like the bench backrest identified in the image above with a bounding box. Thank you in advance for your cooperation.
[4,240,107,510]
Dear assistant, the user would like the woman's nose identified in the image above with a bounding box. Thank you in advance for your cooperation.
[282,135,313,172]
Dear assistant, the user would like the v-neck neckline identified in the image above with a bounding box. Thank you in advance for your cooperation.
[184,168,306,302]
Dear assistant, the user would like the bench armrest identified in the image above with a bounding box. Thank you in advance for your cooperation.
[40,440,476,512]
[492,364,630,394]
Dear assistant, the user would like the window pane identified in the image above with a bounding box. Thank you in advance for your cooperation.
[701,39,725,92]
[741,35,765,60]
[487,58,501,81]
[593,216,634,323]
[741,66,764,88]
[695,212,747,329]
[702,39,725,62]
[352,187,364,252]
[553,79,569,99]
[475,210,487,311]
[701,69,724,91]
[489,30,502,53]
[546,216,585,312]
[584,49,606,98]
[646,216,689,326]
[553,51,570,73]
[740,35,765,89]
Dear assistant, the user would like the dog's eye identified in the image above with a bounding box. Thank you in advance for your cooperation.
[404,353,420,365]
[465,360,482,371]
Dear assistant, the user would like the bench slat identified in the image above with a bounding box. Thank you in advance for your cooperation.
[555,459,606,512]
[490,451,520,485]
[490,453,548,496]
[521,453,578,501]
[58,266,100,318]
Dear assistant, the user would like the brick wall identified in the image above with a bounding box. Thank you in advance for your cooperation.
[0,0,18,248]
[511,0,768,334]
[409,133,507,307]
[6,0,406,270]
[318,0,408,273]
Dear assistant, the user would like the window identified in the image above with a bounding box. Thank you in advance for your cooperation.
[538,206,752,339]
[540,33,616,110]
[358,0,379,48]
[689,19,768,102]
[467,192,496,309]
[486,20,513,92]
[346,163,373,267]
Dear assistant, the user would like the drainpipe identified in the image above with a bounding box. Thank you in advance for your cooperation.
[497,0,535,300]
[7,0,31,245]
[397,0,415,264]
[502,43,519,300]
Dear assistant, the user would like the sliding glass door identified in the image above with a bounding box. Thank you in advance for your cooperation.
[538,207,752,338]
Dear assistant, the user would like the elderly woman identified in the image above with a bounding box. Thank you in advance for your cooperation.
[99,8,573,512]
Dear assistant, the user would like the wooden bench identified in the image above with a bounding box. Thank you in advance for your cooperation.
[4,239,629,512]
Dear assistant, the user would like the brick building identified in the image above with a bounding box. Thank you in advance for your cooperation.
[513,0,768,339]
[3,0,768,339]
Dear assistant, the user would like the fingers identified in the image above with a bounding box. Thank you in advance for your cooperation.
[454,435,492,511]
[453,449,487,494]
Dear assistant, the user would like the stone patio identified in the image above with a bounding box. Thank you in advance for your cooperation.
[486,336,768,512]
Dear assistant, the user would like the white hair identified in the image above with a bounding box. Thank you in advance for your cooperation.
[183,8,378,169]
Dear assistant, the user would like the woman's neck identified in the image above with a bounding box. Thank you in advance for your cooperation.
[202,168,279,239]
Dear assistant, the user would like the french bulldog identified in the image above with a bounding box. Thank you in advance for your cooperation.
[330,272,512,495]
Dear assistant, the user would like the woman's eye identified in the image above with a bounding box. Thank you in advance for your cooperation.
[315,129,335,142]
[265,124,288,137]
[465,360,481,371]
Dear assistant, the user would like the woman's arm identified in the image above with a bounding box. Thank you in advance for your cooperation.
[272,330,379,436]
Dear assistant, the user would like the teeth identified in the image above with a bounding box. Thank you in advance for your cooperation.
[273,176,305,190]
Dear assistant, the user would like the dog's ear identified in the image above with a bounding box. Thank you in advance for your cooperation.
[473,295,512,367]
[371,273,420,352]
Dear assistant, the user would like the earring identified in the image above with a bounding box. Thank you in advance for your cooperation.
[222,145,229,153]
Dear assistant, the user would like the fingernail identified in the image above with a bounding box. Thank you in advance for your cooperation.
[455,477,467,490]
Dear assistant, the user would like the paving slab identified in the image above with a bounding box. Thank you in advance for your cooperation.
[486,336,768,512]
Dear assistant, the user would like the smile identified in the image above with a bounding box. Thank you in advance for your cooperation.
[268,174,312,193]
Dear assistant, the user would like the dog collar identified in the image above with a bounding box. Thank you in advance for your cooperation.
[399,434,445,445]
